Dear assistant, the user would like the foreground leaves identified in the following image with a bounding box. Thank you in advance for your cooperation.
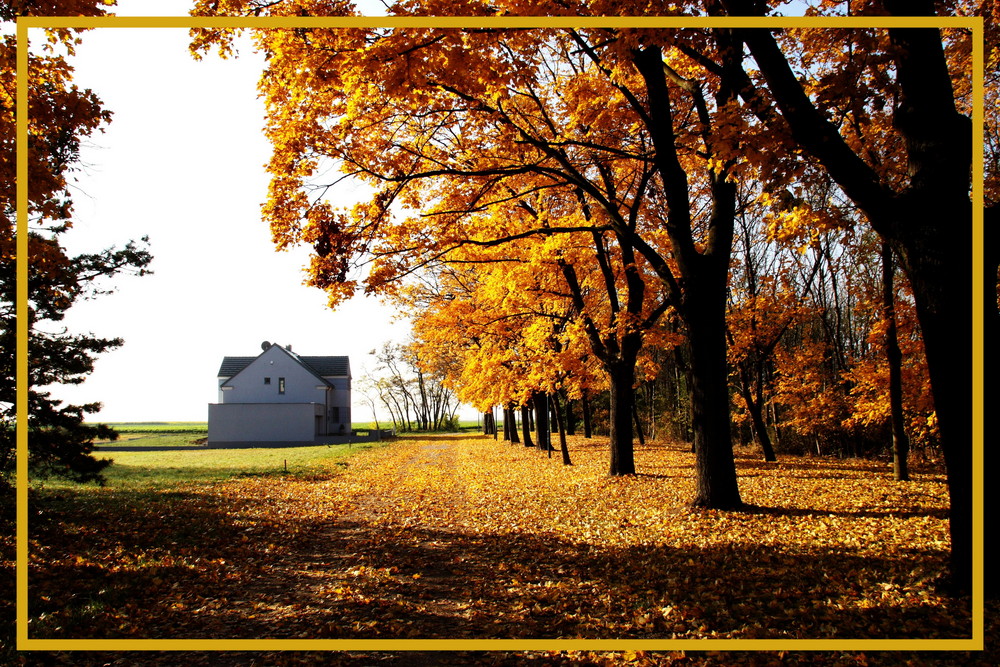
[11,435,993,664]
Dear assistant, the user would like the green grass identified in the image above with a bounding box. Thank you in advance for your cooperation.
[92,422,208,434]
[43,441,386,490]
[96,432,207,447]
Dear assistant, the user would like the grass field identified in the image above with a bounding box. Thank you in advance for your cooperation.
[51,441,387,489]
[95,432,207,447]
[96,422,209,434]
[89,421,482,448]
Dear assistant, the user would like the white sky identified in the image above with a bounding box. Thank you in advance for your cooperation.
[44,0,425,423]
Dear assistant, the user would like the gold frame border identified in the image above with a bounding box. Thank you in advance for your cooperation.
[15,12,985,654]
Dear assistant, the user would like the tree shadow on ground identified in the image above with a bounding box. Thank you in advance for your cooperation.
[27,485,971,645]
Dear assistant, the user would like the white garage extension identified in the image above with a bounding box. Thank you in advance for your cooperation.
[207,341,351,446]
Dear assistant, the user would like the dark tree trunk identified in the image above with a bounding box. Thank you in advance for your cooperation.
[508,404,520,444]
[749,395,777,462]
[687,284,742,509]
[633,40,742,506]
[632,398,646,446]
[533,391,550,452]
[581,390,593,438]
[608,361,636,476]
[501,406,511,442]
[552,392,572,466]
[738,370,777,462]
[521,404,534,448]
[897,207,970,588]
[985,203,999,599]
[882,242,909,481]
[881,26,971,584]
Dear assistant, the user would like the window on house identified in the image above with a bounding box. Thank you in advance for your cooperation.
[264,377,271,385]
[278,377,285,394]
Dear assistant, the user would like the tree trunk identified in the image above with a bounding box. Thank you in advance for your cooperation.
[552,392,572,466]
[632,398,646,446]
[581,389,593,438]
[521,404,534,448]
[738,370,777,462]
[687,286,742,509]
[749,396,777,462]
[882,242,909,481]
[533,391,550,452]
[508,404,520,444]
[874,19,972,588]
[633,38,742,506]
[608,361,636,476]
[898,221,970,588]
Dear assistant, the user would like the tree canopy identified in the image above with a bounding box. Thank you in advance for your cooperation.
[1,0,152,487]
[189,0,988,590]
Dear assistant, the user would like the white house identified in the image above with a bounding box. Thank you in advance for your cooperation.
[207,341,351,445]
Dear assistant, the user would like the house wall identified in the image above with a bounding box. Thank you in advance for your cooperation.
[208,402,324,443]
[221,346,330,405]
[324,377,351,433]
[211,346,352,441]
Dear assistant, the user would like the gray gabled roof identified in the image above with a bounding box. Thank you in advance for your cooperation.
[217,354,350,379]
[218,357,257,377]
[298,356,351,377]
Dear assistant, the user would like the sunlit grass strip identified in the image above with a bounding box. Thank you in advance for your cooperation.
[16,11,984,655]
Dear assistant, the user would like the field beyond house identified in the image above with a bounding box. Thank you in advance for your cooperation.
[89,422,425,450]
[14,434,995,665]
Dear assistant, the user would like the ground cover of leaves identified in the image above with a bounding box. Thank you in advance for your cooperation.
[6,434,995,665]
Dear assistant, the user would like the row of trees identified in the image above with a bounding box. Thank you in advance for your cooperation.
[480,214,936,472]
[358,342,461,432]
[190,0,994,591]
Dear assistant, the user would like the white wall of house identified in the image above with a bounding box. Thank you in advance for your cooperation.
[324,376,351,432]
[208,402,323,443]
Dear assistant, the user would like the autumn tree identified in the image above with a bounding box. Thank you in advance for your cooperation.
[715,0,976,589]
[1,0,152,488]
[726,188,822,462]
[190,3,776,508]
[191,10,694,476]
[404,226,635,467]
